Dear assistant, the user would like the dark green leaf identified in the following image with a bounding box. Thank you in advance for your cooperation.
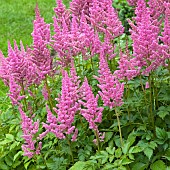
[132,162,148,170]
[156,127,168,141]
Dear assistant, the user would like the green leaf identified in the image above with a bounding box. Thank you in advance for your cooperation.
[144,147,153,160]
[156,127,168,141]
[13,151,23,161]
[129,146,142,154]
[24,161,31,170]
[102,163,115,170]
[121,157,133,165]
[106,146,115,155]
[104,132,113,143]
[100,151,109,164]
[157,110,169,119]
[12,161,21,168]
[5,156,13,166]
[6,134,14,141]
[149,141,157,150]
[0,140,12,145]
[122,142,131,154]
[118,166,126,170]
[163,148,170,161]
[10,141,20,150]
[115,148,122,158]
[109,155,115,163]
[128,153,134,160]
[69,161,86,170]
[150,160,166,170]
[46,157,66,170]
[127,132,136,146]
[132,162,148,170]
[0,160,9,170]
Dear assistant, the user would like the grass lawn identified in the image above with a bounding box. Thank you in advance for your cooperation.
[0,0,70,56]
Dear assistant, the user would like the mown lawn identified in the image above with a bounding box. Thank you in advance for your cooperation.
[0,0,70,56]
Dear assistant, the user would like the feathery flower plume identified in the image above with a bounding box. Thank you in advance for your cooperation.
[79,77,103,131]
[129,0,163,75]
[31,4,52,80]
[114,50,139,80]
[19,106,41,158]
[41,66,80,141]
[161,2,170,47]
[148,0,170,21]
[8,77,25,105]
[88,0,124,39]
[0,51,9,85]
[94,49,124,109]
[54,0,70,26]
[54,70,79,139]
[70,0,92,20]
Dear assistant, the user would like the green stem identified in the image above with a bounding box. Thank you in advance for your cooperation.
[115,107,123,147]
[125,79,130,121]
[94,130,101,151]
[149,73,155,134]
[45,76,53,110]
[66,137,74,164]
[139,74,148,109]
[20,81,27,111]
[90,57,94,74]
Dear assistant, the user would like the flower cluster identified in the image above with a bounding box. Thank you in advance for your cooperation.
[129,0,164,75]
[161,2,170,47]
[41,65,80,141]
[88,0,124,39]
[94,49,124,109]
[31,4,52,80]
[114,50,139,81]
[19,106,41,158]
[79,77,103,131]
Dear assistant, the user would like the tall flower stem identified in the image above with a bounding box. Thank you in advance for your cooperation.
[94,130,101,151]
[90,57,95,74]
[44,76,53,111]
[139,74,148,108]
[20,81,27,112]
[125,79,130,121]
[115,107,123,147]
[148,73,155,134]
[66,137,74,164]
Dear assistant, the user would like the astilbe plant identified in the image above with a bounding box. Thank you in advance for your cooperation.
[19,106,41,158]
[161,2,170,48]
[31,4,52,81]
[88,0,124,39]
[78,77,104,148]
[70,0,92,20]
[94,49,124,109]
[114,50,140,81]
[54,0,70,26]
[129,0,165,75]
[0,41,39,106]
[40,64,80,141]
[1,1,170,169]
